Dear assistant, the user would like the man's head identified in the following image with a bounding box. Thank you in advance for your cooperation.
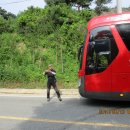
[48,64,53,70]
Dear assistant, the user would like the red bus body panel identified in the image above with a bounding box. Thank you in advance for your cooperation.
[78,13,130,100]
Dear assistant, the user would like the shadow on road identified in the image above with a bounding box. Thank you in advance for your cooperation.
[80,98,130,108]
[15,97,130,130]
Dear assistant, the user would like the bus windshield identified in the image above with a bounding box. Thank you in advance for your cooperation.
[86,26,118,75]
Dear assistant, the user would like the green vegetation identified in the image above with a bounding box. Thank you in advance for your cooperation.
[0,0,115,88]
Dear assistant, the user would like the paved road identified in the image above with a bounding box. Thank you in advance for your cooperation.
[0,95,130,130]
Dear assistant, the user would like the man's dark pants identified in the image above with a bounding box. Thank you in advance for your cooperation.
[47,78,60,99]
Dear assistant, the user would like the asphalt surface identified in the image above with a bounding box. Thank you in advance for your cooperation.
[0,95,130,130]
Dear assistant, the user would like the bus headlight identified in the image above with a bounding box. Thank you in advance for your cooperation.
[78,78,81,87]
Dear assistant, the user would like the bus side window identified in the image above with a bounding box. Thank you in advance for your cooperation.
[95,39,111,72]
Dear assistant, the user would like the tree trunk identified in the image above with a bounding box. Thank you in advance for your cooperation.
[78,5,81,11]
[56,45,58,65]
[61,46,64,73]
[32,49,35,64]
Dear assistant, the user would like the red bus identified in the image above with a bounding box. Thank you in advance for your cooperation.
[78,13,130,100]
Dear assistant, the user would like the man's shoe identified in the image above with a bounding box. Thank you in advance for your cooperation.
[58,97,62,101]
[47,98,50,102]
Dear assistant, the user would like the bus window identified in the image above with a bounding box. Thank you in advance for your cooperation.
[116,23,130,51]
[96,51,111,72]
[86,26,118,75]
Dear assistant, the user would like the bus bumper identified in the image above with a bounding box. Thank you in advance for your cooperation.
[78,77,130,101]
[86,92,130,101]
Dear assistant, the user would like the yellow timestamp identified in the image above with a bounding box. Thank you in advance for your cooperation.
[99,109,130,114]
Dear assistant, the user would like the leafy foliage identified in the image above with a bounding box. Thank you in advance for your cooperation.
[0,7,16,20]
[45,0,67,6]
[45,0,94,10]
[95,0,112,15]
[0,4,95,88]
[70,0,93,10]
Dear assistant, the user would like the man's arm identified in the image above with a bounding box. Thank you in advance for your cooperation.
[51,70,56,75]
[43,70,49,76]
[51,71,56,75]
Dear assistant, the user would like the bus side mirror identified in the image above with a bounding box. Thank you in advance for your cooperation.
[89,35,94,42]
[78,45,83,61]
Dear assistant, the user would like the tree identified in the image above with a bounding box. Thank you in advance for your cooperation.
[0,16,14,33]
[0,16,7,33]
[69,0,93,11]
[0,7,16,20]
[45,0,93,11]
[45,0,66,6]
[16,6,45,34]
[0,7,16,33]
[95,0,112,15]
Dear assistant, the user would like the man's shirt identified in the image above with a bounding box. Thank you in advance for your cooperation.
[44,69,56,82]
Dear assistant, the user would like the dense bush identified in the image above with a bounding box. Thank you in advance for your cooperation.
[0,4,95,88]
